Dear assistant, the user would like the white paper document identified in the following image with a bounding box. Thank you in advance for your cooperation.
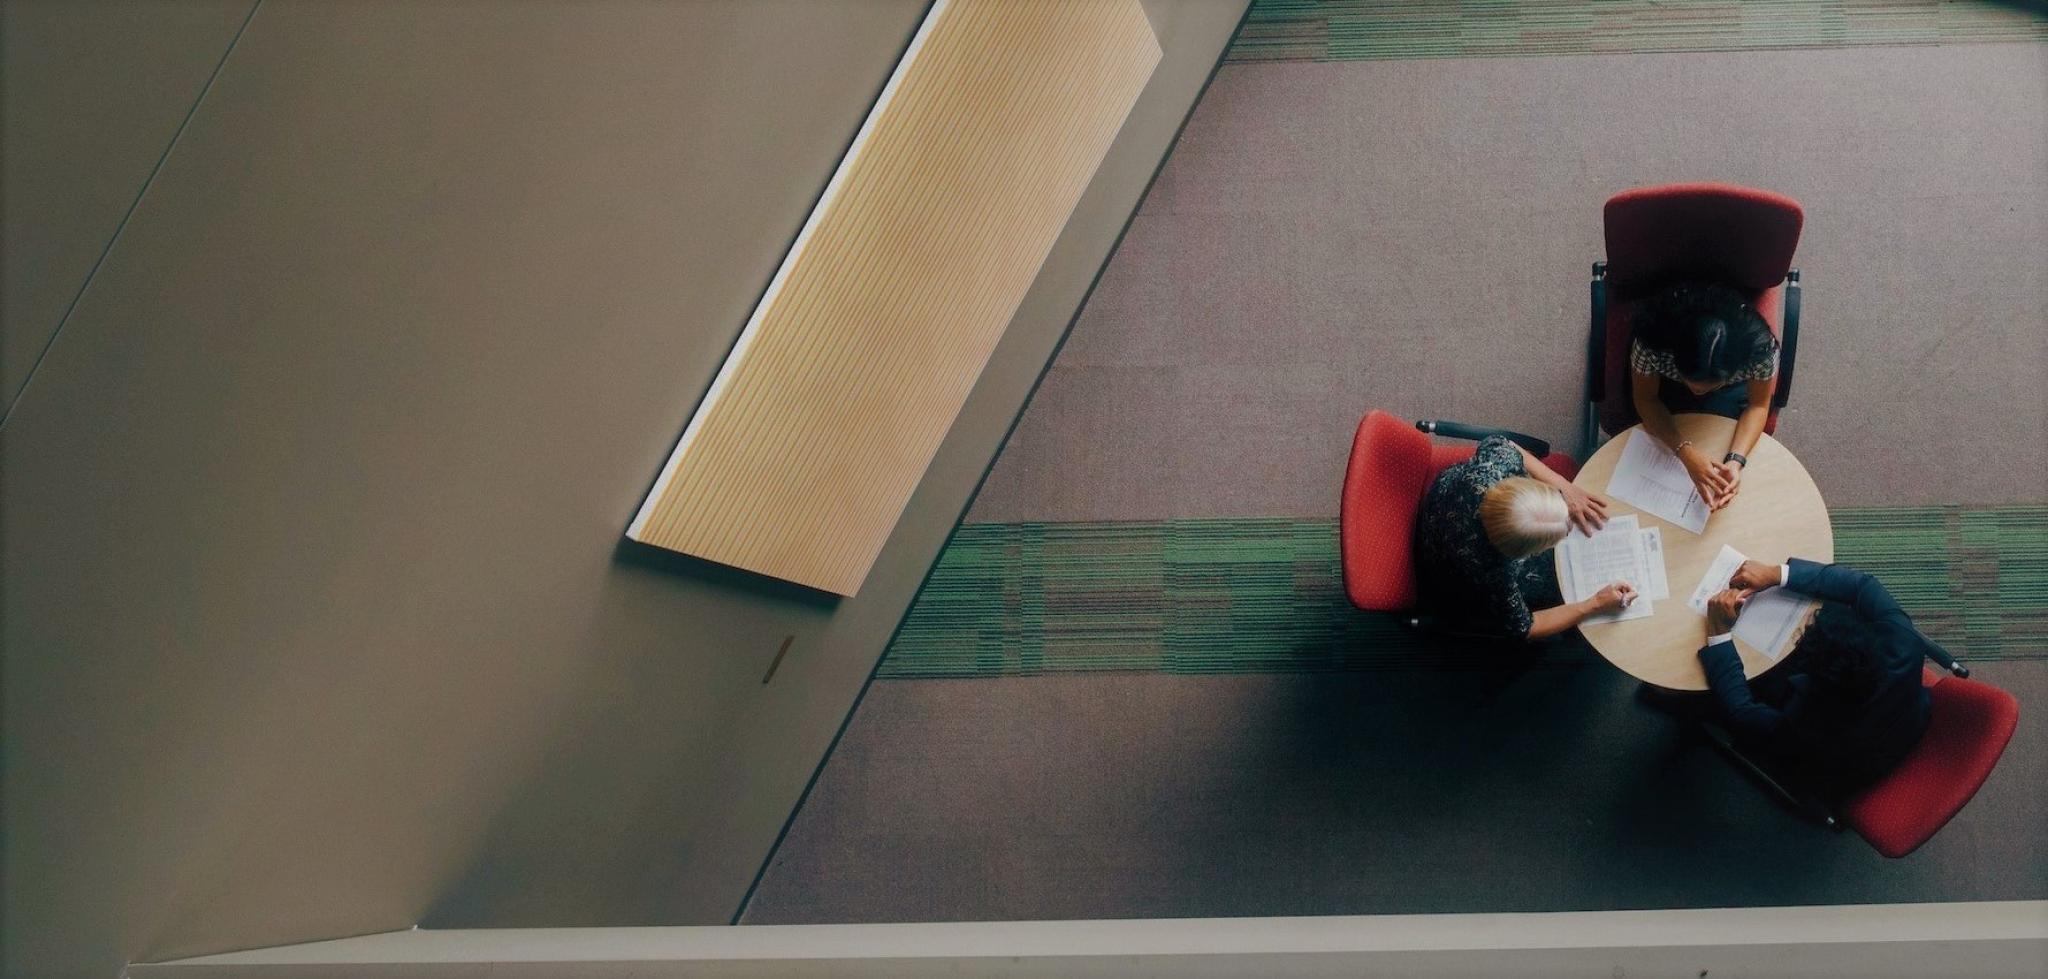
[1559,514,1655,623]
[1639,527,1669,600]
[1608,432,1710,534]
[1687,544,1816,661]
[1688,545,1748,614]
[1734,587,1815,662]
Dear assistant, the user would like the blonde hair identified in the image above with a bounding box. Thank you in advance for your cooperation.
[1478,477,1570,559]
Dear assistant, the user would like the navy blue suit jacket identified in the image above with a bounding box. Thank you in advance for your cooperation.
[1697,559,1933,793]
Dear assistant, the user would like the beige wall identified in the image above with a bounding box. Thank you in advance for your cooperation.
[1,0,256,409]
[0,1,1248,977]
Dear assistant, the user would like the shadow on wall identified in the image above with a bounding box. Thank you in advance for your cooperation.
[612,539,844,612]
[421,541,841,929]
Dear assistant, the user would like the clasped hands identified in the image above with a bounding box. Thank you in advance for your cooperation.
[1677,443,1742,512]
[1704,559,1784,637]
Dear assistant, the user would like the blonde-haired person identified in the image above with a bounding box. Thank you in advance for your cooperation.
[1413,436,1637,640]
[1479,477,1572,558]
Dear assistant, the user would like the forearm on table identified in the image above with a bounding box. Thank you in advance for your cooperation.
[1527,600,1591,640]
[1516,445,1572,490]
[1728,379,1773,457]
[1632,373,1683,449]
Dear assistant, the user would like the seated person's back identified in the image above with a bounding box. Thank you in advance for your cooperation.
[1701,560,1934,795]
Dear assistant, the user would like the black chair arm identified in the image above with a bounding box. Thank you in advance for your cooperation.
[1587,262,1609,403]
[1403,612,1527,645]
[1406,612,1494,637]
[1922,639,1970,679]
[1584,263,1609,455]
[1699,721,1838,829]
[1772,268,1800,410]
[1415,419,1551,459]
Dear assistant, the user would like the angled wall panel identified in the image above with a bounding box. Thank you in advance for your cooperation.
[628,0,1161,595]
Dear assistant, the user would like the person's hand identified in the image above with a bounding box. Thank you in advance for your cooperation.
[1559,484,1611,536]
[1709,460,1744,510]
[1729,559,1781,592]
[1706,588,1753,635]
[1678,444,1731,509]
[1588,581,1639,615]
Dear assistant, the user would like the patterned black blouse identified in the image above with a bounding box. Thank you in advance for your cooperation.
[1412,436,1565,638]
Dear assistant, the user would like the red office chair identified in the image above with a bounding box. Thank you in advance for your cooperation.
[1840,669,2021,857]
[1341,410,1578,621]
[1584,183,1805,453]
[1706,660,2021,859]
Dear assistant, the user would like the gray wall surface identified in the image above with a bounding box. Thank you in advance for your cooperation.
[1,0,256,410]
[0,1,1248,977]
[124,903,2048,979]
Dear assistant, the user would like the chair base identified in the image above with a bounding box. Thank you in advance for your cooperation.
[1696,722,1839,830]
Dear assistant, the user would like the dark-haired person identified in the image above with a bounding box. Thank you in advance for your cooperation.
[1630,281,1781,512]
[1695,558,1933,798]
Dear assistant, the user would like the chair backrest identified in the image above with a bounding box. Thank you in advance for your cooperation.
[1597,183,1804,435]
[1339,413,1576,611]
[1340,411,1437,611]
[1604,182,1803,291]
[1838,672,2021,858]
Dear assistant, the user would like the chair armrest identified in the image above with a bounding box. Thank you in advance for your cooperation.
[1584,263,1609,457]
[1415,419,1551,459]
[1921,637,1970,678]
[1405,612,1526,645]
[1587,262,1609,403]
[1699,721,1839,828]
[1772,268,1800,410]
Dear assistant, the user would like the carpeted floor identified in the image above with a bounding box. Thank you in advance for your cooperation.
[880,507,2047,678]
[743,4,2047,928]
[748,511,2048,924]
[964,40,2048,523]
[742,664,2048,924]
[1229,0,2048,63]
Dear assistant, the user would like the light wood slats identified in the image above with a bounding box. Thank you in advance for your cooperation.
[628,0,1160,595]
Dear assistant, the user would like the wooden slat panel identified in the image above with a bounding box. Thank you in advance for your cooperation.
[628,0,1160,595]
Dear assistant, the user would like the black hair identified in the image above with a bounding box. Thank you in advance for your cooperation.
[1632,281,1778,384]
[1789,601,1885,704]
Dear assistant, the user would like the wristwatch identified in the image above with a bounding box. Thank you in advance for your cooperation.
[1723,451,1748,468]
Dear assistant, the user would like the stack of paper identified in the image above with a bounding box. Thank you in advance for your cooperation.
[1607,432,1710,534]
[1558,514,1668,623]
[1688,544,1817,661]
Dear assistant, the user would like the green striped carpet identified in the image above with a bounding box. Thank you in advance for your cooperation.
[1228,0,2048,63]
[876,507,2048,679]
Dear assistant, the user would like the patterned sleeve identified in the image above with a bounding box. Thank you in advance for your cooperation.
[1738,347,1780,381]
[1485,574,1536,638]
[1472,435,1526,478]
[1629,338,1656,375]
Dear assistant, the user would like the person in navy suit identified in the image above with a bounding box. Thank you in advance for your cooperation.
[1698,558,1934,796]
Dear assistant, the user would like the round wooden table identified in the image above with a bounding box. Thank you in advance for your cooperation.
[1559,414,1833,690]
